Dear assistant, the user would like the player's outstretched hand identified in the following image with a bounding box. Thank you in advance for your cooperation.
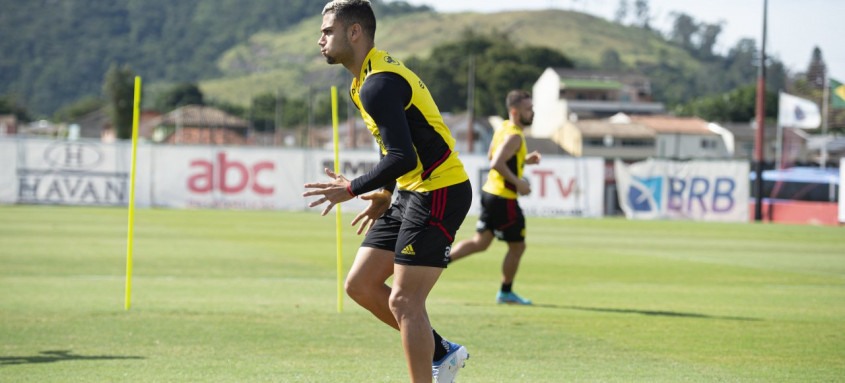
[303,168,354,216]
[350,190,391,235]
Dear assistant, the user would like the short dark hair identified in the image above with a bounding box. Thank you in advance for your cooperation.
[506,90,531,109]
[322,0,376,41]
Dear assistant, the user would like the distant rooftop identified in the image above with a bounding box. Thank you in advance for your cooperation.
[560,78,623,91]
[567,100,665,114]
[629,115,713,135]
[575,119,655,138]
[552,69,652,88]
[152,105,248,129]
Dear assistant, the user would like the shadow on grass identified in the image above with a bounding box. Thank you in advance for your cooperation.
[531,303,763,321]
[0,350,144,366]
[465,301,762,321]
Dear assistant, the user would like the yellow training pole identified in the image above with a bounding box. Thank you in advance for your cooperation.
[125,76,142,311]
[331,86,343,313]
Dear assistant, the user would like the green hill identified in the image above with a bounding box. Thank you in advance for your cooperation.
[200,9,701,107]
[2,2,768,118]
[0,0,427,117]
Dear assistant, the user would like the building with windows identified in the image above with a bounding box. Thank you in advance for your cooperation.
[558,113,733,161]
[532,68,665,140]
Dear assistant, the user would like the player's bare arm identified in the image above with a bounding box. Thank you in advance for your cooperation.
[490,134,531,195]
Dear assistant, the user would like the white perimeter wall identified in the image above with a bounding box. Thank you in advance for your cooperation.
[0,138,605,218]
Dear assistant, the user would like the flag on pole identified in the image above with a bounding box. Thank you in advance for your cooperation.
[831,78,845,109]
[778,92,821,129]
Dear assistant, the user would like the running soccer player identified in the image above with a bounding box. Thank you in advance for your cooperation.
[303,1,470,382]
[447,89,541,305]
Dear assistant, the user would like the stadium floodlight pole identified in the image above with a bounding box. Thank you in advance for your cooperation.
[331,86,343,313]
[753,0,768,222]
[125,76,142,310]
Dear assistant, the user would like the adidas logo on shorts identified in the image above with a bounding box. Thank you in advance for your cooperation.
[401,244,415,256]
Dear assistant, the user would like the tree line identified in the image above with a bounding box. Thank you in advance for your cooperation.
[3,0,839,135]
[0,0,429,117]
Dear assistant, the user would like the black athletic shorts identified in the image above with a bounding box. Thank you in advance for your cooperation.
[476,191,525,242]
[361,180,472,268]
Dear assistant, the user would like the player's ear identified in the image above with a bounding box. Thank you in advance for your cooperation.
[348,23,361,41]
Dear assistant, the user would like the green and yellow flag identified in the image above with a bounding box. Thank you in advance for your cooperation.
[832,78,845,109]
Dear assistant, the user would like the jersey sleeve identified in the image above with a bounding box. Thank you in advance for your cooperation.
[349,72,416,196]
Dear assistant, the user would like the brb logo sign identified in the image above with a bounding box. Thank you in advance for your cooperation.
[617,159,749,221]
[628,176,737,213]
[188,152,275,195]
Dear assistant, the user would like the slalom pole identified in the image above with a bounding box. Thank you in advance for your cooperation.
[125,76,142,311]
[331,86,343,313]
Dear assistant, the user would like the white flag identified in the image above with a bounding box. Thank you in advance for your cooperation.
[778,92,821,129]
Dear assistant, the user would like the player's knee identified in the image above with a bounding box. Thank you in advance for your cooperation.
[344,276,368,303]
[509,242,526,255]
[388,293,419,321]
[475,239,491,251]
[475,234,493,250]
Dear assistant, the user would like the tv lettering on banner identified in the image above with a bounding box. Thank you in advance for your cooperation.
[615,159,749,222]
[472,157,604,217]
[522,157,604,217]
[153,147,305,210]
[14,139,133,206]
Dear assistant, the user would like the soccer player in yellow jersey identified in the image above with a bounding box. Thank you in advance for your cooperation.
[448,90,542,305]
[303,1,470,382]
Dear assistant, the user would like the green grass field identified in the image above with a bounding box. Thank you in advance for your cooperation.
[1,205,843,382]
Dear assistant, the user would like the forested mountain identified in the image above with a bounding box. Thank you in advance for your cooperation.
[2,0,788,123]
[0,0,428,116]
[203,9,786,119]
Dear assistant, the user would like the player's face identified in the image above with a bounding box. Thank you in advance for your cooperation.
[516,98,534,126]
[318,12,351,65]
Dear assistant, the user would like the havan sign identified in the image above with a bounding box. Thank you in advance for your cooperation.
[17,142,129,206]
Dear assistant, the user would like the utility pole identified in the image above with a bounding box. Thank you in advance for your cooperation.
[276,89,283,146]
[307,85,313,148]
[467,55,476,154]
[752,0,768,222]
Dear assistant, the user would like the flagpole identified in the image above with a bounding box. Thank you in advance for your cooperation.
[775,91,783,170]
[753,0,768,221]
[775,119,783,170]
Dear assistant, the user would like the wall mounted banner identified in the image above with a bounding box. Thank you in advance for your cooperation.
[615,159,749,222]
[152,146,306,210]
[484,157,605,217]
[1,138,606,218]
[12,138,135,206]
[0,140,16,204]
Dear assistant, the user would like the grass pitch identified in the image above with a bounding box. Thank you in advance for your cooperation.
[1,205,843,382]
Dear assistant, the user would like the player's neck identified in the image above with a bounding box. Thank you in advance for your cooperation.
[509,117,525,130]
[346,43,376,80]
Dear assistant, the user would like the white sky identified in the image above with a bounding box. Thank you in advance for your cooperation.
[403,0,844,81]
